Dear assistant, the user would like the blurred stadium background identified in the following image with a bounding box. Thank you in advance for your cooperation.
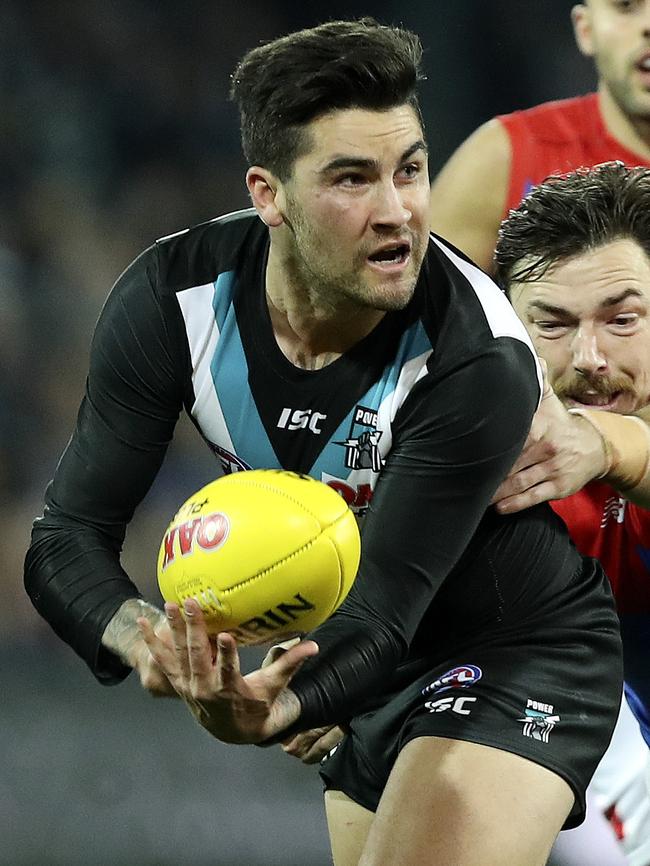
[2,2,596,864]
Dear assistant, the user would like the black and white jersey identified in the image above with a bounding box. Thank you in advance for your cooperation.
[25,209,582,726]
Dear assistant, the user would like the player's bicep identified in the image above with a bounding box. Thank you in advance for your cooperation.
[430,119,511,273]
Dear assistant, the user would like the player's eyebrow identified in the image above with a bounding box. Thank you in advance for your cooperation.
[599,287,644,307]
[319,140,427,175]
[527,300,572,317]
[527,288,644,316]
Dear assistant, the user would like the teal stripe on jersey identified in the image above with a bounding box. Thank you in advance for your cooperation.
[213,271,234,332]
[210,273,280,468]
[310,318,433,481]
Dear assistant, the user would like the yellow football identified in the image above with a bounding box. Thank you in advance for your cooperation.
[157,469,361,645]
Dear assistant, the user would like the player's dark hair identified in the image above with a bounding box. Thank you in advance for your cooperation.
[495,162,650,293]
[230,18,425,180]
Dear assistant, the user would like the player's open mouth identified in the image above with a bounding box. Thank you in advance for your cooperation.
[367,242,411,271]
[635,53,650,85]
[567,391,622,410]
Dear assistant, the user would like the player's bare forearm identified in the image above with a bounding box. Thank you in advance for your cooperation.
[574,408,650,508]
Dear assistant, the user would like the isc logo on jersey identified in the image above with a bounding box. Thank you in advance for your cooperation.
[277,408,327,434]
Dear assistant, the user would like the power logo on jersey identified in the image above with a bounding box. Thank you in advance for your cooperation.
[336,404,384,472]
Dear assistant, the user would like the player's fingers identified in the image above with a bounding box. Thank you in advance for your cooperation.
[183,598,216,682]
[493,455,556,504]
[137,616,182,681]
[300,730,344,764]
[214,632,242,690]
[266,640,319,689]
[165,602,192,682]
[261,636,301,669]
[494,480,559,514]
[282,724,344,764]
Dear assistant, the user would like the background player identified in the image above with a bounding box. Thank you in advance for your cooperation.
[430,0,650,272]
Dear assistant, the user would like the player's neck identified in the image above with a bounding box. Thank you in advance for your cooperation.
[265,250,385,371]
[598,84,650,161]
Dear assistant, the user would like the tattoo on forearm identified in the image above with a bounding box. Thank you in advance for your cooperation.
[101,599,165,665]
[275,688,302,729]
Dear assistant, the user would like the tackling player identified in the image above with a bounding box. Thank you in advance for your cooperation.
[430,4,650,861]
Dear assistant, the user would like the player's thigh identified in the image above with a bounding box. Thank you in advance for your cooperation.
[358,735,574,866]
[325,789,374,866]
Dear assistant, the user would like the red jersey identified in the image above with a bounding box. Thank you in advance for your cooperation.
[551,484,650,615]
[498,93,650,214]
[498,94,650,617]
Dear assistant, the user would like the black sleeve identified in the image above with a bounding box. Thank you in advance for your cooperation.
[288,338,540,730]
[24,246,190,683]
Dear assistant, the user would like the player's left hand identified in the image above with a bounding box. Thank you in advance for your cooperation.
[137,599,318,744]
[261,637,345,762]
[492,362,607,514]
[281,724,346,764]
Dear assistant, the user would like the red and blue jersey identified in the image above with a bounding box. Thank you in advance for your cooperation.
[498,93,650,216]
[551,484,650,617]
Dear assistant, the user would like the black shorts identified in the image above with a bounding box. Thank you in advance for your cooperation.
[319,557,623,829]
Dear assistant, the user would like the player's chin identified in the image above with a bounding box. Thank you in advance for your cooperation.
[365,273,418,311]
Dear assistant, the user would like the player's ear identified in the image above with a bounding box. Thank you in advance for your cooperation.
[571,4,595,58]
[246,167,284,227]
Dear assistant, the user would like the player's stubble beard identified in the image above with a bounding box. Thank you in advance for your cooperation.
[280,191,424,314]
[601,59,650,132]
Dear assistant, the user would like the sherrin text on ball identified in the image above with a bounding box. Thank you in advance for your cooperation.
[157,469,361,644]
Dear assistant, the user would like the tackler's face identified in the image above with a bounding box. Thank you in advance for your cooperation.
[573,0,650,118]
[273,104,431,312]
[510,238,650,415]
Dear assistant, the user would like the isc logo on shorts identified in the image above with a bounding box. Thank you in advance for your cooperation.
[424,696,477,716]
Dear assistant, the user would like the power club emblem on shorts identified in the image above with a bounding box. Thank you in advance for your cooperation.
[517,699,560,743]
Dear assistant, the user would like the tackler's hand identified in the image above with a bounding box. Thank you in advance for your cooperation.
[492,360,607,514]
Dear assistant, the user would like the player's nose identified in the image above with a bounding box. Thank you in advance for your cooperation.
[371,181,412,228]
[571,329,607,376]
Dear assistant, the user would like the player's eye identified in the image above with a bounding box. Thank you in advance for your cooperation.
[336,173,367,187]
[612,0,637,13]
[535,320,570,336]
[397,163,421,181]
[609,313,639,331]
